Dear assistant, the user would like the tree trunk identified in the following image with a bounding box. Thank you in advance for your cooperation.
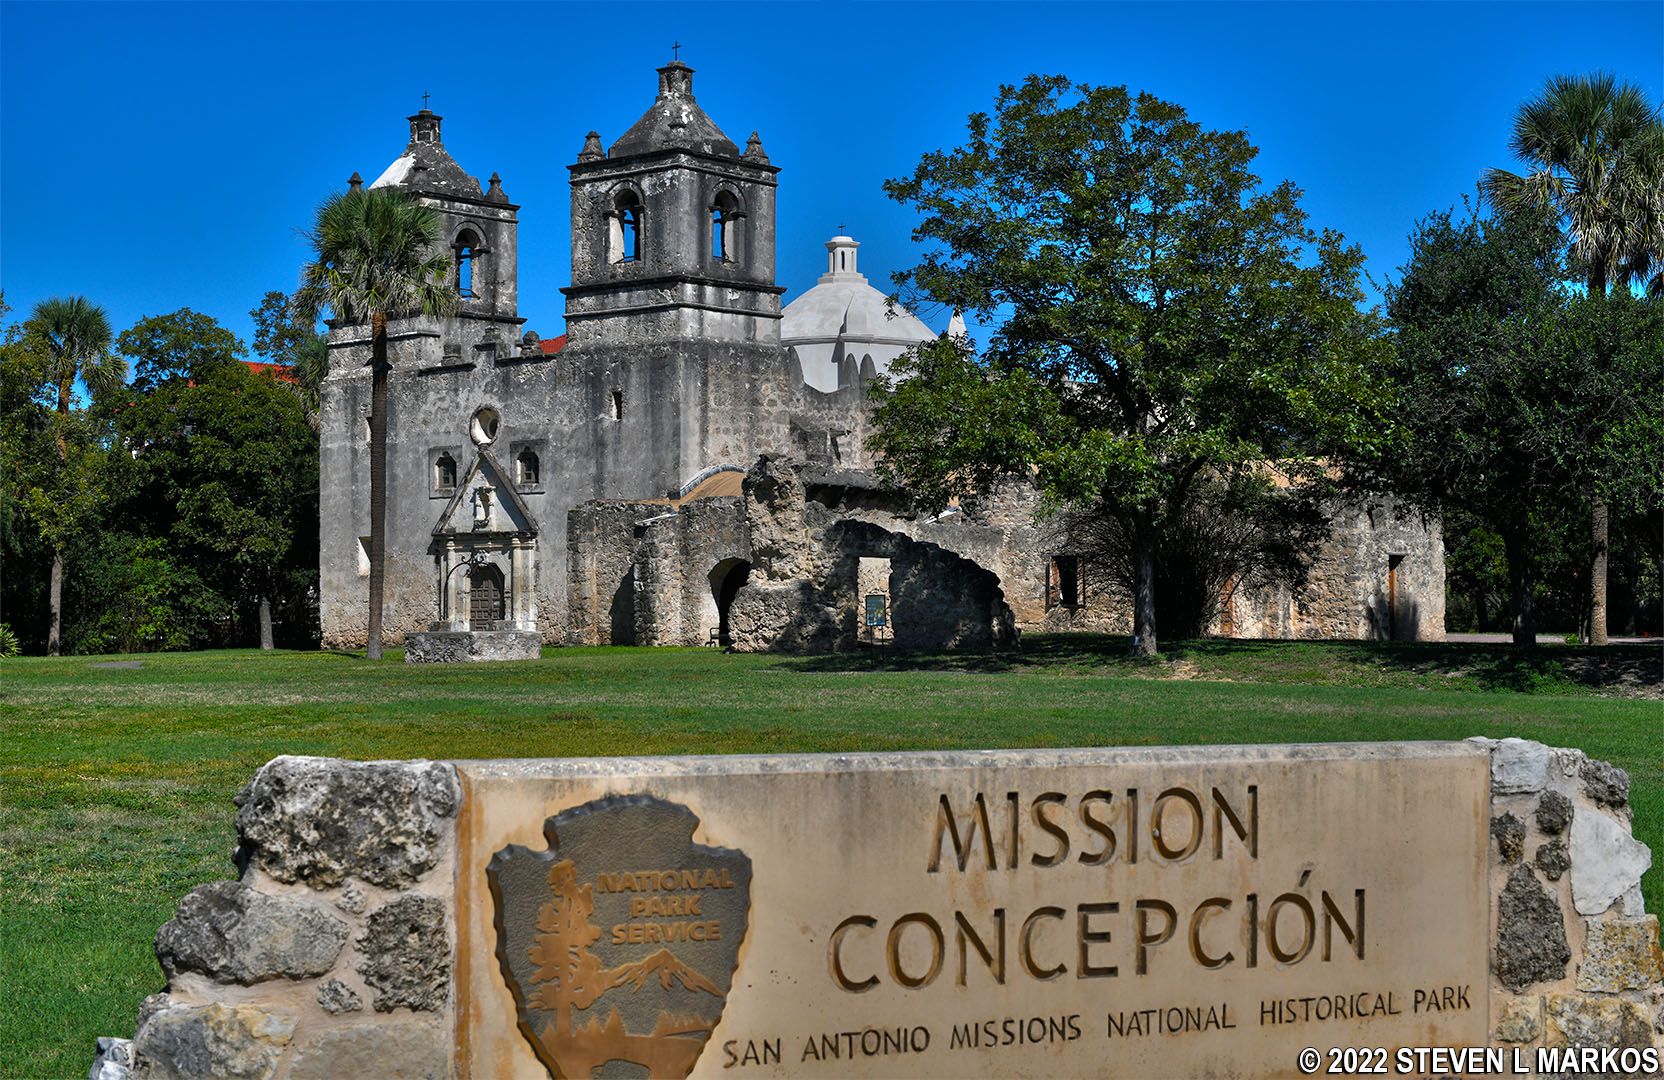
[1502,528,1535,647]
[1588,497,1609,645]
[48,547,63,657]
[258,596,274,650]
[48,377,70,657]
[1130,518,1158,658]
[1584,274,1610,647]
[367,312,389,661]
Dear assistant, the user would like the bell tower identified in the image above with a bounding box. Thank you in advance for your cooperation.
[563,62,783,344]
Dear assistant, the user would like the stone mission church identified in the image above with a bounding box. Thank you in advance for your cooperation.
[319,62,1442,656]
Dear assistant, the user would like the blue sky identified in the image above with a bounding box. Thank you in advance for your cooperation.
[2,1,1659,352]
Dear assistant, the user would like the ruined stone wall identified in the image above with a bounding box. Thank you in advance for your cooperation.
[92,741,1661,1078]
[566,501,664,646]
[723,459,1017,652]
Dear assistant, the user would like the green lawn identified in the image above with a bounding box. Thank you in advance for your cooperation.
[2,637,1659,1079]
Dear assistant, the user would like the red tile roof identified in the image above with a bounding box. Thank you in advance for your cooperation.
[539,334,568,355]
[243,360,299,384]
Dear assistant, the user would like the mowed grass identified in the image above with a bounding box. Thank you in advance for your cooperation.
[2,637,1659,1078]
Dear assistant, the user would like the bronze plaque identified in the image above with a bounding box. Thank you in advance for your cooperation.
[488,796,752,1079]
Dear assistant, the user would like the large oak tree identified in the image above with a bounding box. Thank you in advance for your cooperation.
[872,78,1392,655]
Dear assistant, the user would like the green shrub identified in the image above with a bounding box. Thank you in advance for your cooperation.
[65,534,230,653]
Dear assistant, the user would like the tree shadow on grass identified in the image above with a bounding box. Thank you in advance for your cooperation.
[774,634,1663,696]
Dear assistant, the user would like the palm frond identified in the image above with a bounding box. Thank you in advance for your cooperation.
[296,187,459,328]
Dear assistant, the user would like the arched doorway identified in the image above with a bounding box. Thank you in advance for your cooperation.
[468,564,505,627]
[708,559,751,647]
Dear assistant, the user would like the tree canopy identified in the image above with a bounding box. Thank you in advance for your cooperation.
[1382,201,1664,642]
[872,77,1393,654]
[116,308,245,393]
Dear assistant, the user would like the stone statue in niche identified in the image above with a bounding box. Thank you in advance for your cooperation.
[473,487,494,529]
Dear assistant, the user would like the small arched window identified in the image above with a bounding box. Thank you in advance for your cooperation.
[611,190,643,264]
[434,453,457,491]
[516,448,540,486]
[454,229,482,298]
[710,190,741,263]
[610,389,624,421]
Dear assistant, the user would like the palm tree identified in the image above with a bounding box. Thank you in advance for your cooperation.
[28,296,124,655]
[1485,73,1664,645]
[296,188,455,659]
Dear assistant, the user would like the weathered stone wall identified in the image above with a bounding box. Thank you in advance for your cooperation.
[94,741,1660,1077]
[1222,501,1445,642]
[98,757,461,1079]
[567,460,1445,653]
[1473,737,1664,1056]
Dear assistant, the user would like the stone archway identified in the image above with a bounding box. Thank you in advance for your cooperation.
[709,559,752,647]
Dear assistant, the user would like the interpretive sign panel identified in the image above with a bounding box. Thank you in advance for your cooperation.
[454,743,1489,1078]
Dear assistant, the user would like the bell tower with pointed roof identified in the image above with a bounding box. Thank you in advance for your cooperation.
[563,61,782,344]
[368,106,522,325]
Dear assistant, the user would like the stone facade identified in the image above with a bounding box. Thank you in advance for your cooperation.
[568,457,1443,652]
[318,64,878,652]
[317,63,1442,655]
[94,740,1660,1077]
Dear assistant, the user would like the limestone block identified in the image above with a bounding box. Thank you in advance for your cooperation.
[1496,864,1572,991]
[1536,838,1571,882]
[1582,758,1632,809]
[1537,790,1574,835]
[286,1022,447,1080]
[356,895,450,1012]
[1493,813,1527,863]
[403,629,541,663]
[1494,997,1542,1043]
[1577,917,1664,993]
[1571,809,1653,916]
[155,881,346,985]
[131,1003,295,1080]
[315,978,362,1015]
[1543,993,1655,1050]
[235,757,457,889]
[1492,738,1553,795]
[88,1036,133,1080]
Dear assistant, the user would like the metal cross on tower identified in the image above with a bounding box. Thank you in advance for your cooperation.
[422,91,431,110]
[671,41,682,60]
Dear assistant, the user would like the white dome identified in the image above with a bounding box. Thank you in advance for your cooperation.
[781,234,937,393]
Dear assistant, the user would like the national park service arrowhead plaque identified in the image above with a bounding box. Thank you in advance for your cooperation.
[488,796,753,1079]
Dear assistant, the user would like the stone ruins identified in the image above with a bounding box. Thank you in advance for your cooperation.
[92,738,1660,1077]
[317,61,1442,657]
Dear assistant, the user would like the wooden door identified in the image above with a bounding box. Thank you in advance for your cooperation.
[469,565,504,626]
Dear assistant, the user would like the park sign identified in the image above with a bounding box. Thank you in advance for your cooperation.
[454,744,1490,1077]
[112,739,1662,1079]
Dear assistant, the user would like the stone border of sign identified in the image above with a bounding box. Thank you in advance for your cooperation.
[88,739,1663,1079]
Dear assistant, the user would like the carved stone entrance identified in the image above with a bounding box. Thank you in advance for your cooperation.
[406,444,542,663]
